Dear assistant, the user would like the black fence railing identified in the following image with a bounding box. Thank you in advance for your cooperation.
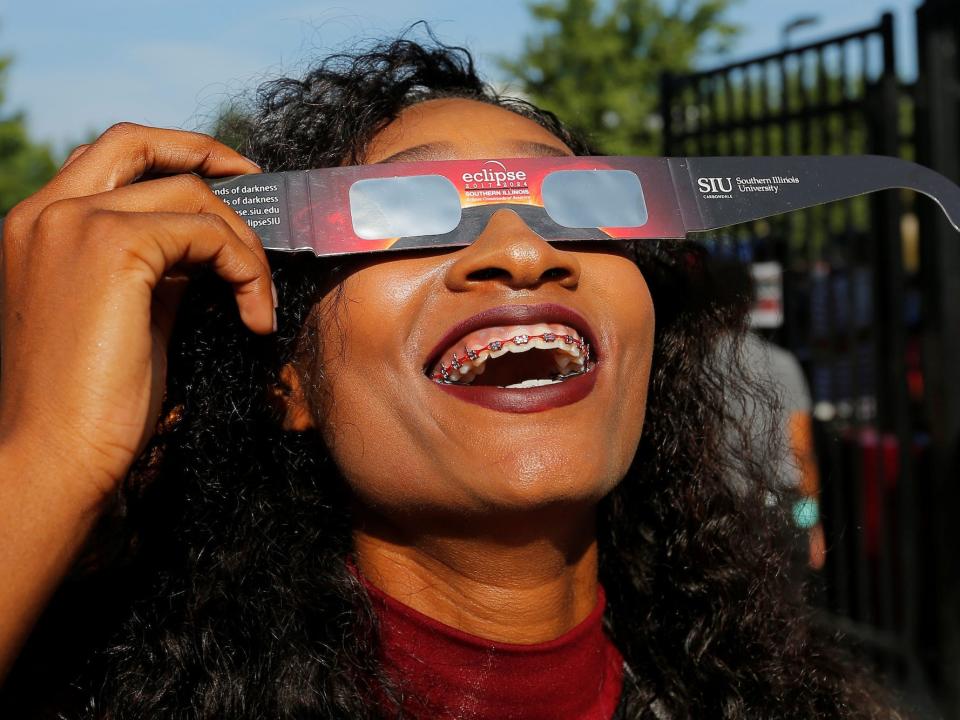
[662,4,960,716]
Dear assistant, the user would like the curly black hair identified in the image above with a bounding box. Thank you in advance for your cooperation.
[1,33,904,720]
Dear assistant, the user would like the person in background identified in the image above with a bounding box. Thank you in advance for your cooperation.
[709,256,826,570]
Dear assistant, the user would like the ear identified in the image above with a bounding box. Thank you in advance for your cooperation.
[268,363,316,431]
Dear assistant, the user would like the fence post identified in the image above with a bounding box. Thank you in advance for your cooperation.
[915,0,960,715]
[868,10,921,688]
[660,71,675,155]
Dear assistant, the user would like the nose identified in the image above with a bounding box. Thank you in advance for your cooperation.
[443,209,581,291]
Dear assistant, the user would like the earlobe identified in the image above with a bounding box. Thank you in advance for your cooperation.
[269,363,316,431]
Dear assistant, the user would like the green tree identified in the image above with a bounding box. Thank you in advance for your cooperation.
[0,55,57,214]
[208,101,254,152]
[501,0,740,155]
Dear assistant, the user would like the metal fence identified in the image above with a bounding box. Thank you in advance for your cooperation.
[661,3,960,716]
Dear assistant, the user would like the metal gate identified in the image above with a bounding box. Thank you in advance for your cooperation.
[661,8,960,716]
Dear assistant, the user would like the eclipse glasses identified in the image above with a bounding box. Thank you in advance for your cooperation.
[4,156,957,255]
[202,155,960,257]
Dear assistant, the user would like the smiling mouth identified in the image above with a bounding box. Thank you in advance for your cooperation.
[422,303,601,413]
[428,323,593,388]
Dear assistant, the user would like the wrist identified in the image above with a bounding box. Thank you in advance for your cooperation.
[0,433,112,523]
[792,497,819,529]
[0,436,110,684]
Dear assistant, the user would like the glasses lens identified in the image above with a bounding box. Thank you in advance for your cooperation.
[542,170,648,228]
[349,175,462,240]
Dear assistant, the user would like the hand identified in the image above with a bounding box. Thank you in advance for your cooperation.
[0,123,274,509]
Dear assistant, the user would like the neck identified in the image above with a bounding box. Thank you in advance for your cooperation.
[353,505,599,643]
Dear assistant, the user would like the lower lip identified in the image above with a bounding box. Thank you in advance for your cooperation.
[432,365,599,413]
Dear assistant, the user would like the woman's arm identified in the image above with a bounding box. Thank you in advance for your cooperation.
[788,410,825,570]
[0,124,274,683]
[0,439,105,682]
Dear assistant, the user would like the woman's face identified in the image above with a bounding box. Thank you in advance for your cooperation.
[297,98,654,518]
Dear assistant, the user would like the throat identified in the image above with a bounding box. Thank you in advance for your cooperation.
[472,350,562,386]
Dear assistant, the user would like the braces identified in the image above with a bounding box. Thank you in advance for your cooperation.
[430,332,591,382]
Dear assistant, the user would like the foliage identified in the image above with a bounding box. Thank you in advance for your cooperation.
[501,0,741,155]
[664,55,915,257]
[208,101,255,152]
[0,55,57,215]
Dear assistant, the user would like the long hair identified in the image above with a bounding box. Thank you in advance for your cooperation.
[2,34,901,719]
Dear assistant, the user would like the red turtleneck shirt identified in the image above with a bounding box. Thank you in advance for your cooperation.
[361,576,625,719]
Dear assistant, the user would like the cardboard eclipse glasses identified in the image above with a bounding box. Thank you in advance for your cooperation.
[202,155,960,257]
[3,156,956,255]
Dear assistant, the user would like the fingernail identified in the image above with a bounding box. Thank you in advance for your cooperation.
[272,309,278,333]
[245,155,262,171]
[271,280,279,308]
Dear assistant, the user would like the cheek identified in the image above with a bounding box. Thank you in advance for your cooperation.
[588,255,655,476]
[312,263,464,509]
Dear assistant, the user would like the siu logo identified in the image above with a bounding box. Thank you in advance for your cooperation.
[697,177,733,194]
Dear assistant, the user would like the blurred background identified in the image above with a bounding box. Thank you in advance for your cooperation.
[2,0,958,716]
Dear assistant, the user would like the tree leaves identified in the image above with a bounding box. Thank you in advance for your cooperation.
[0,55,57,214]
[500,0,741,155]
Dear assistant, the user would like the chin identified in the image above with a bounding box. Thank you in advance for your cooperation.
[456,440,628,512]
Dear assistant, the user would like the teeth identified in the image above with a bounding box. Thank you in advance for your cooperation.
[430,323,593,383]
[436,366,589,387]
[455,363,485,385]
[503,378,561,389]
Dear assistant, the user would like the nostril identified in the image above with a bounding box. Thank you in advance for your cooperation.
[539,267,570,282]
[466,267,512,282]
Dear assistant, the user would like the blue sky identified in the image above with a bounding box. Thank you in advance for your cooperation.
[0,0,924,154]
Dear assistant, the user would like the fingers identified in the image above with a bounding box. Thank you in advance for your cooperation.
[76,174,272,283]
[2,123,275,339]
[91,210,276,335]
[45,123,261,200]
[59,144,90,172]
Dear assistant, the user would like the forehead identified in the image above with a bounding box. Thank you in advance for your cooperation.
[364,98,573,164]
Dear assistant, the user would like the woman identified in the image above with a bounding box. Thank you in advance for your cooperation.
[0,38,901,718]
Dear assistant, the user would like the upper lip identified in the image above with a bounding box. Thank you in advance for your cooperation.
[422,303,600,374]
